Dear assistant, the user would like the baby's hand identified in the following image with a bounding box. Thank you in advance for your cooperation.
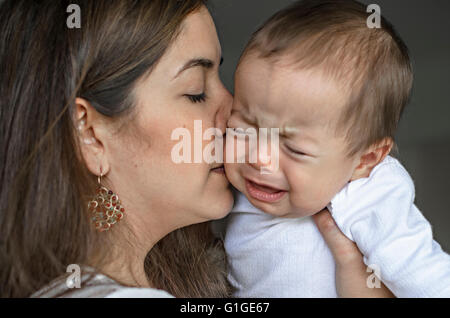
[313,209,395,298]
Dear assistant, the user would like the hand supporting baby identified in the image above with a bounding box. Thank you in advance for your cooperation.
[313,209,394,298]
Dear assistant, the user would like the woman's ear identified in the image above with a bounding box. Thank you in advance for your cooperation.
[74,97,110,177]
[350,137,393,181]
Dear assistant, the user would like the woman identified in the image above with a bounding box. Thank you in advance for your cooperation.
[0,0,392,298]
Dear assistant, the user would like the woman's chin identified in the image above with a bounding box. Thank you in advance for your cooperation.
[204,187,234,221]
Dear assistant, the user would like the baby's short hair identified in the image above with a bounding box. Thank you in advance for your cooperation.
[241,0,413,156]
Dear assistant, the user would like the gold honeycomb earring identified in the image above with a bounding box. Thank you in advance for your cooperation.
[88,169,125,232]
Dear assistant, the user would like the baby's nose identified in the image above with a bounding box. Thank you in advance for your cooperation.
[248,141,278,175]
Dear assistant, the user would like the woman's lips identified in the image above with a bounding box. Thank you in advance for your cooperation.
[245,179,287,203]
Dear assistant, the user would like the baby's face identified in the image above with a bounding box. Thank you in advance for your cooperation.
[225,55,361,218]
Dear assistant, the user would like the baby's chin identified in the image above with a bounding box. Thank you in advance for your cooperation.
[240,187,319,219]
[252,200,317,219]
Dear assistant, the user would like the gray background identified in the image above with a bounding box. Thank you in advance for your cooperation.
[209,0,450,250]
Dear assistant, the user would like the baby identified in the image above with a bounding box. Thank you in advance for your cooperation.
[223,0,450,297]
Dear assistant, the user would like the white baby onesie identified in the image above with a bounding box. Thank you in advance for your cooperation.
[225,156,450,298]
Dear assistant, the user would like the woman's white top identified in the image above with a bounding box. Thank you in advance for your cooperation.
[31,267,173,298]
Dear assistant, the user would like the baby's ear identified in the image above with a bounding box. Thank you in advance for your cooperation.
[350,138,393,181]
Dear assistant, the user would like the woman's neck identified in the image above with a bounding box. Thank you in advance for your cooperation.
[99,253,151,288]
[89,230,156,289]
[90,208,182,289]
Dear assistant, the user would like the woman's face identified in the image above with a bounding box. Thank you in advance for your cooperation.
[105,7,233,236]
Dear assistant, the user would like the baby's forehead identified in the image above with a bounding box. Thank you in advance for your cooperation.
[236,55,350,128]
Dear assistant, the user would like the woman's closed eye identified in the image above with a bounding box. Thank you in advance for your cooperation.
[185,92,206,103]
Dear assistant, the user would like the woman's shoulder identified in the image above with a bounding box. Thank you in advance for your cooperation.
[31,266,173,298]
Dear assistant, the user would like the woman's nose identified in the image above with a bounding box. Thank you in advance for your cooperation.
[214,84,233,134]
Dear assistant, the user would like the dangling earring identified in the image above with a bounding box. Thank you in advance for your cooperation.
[88,168,125,232]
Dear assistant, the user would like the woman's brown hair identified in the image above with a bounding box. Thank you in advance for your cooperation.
[0,0,230,298]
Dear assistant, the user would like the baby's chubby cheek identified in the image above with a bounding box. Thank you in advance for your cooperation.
[288,170,350,216]
[289,189,331,217]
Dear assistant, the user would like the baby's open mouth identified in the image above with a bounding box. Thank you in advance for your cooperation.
[245,179,287,203]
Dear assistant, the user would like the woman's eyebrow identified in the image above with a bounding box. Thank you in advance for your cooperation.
[173,58,215,79]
